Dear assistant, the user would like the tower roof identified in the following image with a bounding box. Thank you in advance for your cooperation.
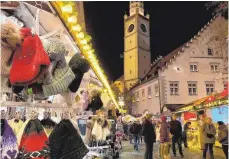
[129,1,144,16]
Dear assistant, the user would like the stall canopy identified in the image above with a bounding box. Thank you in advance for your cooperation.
[175,83,228,113]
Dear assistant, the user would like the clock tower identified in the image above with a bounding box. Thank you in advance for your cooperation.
[124,2,151,90]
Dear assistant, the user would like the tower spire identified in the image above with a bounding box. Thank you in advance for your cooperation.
[129,1,144,16]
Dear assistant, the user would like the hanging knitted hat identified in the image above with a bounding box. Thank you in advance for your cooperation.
[10,27,50,86]
[86,90,103,112]
[1,119,18,159]
[0,22,21,76]
[41,38,75,97]
[68,54,90,93]
[49,119,89,159]
[17,119,50,159]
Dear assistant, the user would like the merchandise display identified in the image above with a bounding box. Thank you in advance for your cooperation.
[0,2,121,159]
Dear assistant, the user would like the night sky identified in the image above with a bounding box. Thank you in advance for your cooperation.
[84,1,214,81]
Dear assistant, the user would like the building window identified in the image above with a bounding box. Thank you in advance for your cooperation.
[210,63,219,72]
[188,82,197,95]
[148,86,151,98]
[206,82,214,95]
[170,81,179,95]
[190,63,198,72]
[136,91,139,101]
[155,84,159,97]
[142,89,145,99]
[208,48,213,55]
[130,56,132,58]
[130,70,132,74]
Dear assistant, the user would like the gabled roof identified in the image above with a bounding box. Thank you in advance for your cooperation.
[131,15,219,90]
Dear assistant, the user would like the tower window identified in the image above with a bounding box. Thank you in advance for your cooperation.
[130,56,132,58]
[144,56,145,59]
[130,70,132,74]
[208,48,213,55]
[130,40,132,43]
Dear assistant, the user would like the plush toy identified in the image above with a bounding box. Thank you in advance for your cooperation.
[68,54,90,93]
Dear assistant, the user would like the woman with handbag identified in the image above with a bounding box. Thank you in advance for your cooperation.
[202,117,216,159]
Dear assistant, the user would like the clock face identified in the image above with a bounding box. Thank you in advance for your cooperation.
[128,24,134,33]
[140,24,147,32]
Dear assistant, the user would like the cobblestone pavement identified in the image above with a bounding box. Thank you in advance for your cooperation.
[120,141,226,159]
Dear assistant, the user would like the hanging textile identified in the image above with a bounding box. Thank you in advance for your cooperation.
[8,118,24,135]
[0,119,18,159]
[17,119,50,159]
[49,119,89,159]
[41,118,56,137]
[84,119,94,145]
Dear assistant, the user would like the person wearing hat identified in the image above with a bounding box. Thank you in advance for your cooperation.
[170,114,184,158]
[142,115,156,159]
[202,117,216,159]
[217,121,228,159]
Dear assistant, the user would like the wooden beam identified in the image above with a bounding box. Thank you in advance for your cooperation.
[0,1,20,9]
[23,1,53,13]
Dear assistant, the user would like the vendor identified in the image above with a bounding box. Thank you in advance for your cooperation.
[183,122,191,148]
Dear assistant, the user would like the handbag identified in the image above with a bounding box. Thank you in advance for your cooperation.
[9,28,50,86]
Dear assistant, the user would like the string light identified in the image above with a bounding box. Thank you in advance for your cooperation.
[52,2,121,110]
[68,15,77,23]
[61,4,73,13]
[77,32,84,39]
[72,24,82,32]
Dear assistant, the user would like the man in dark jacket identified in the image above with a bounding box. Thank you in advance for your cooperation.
[170,115,184,158]
[142,117,156,159]
[130,121,141,151]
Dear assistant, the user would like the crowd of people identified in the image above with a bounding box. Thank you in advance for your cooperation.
[123,114,228,159]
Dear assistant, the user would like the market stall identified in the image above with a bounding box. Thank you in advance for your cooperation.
[174,85,228,150]
[0,1,120,159]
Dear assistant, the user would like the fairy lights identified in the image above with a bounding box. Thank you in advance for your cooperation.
[51,1,121,110]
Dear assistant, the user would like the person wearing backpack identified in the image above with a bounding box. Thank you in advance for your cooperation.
[130,121,141,151]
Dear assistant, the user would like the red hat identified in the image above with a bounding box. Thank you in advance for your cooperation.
[161,116,166,122]
[18,119,49,159]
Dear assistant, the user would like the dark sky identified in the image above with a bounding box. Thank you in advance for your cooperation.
[84,1,214,81]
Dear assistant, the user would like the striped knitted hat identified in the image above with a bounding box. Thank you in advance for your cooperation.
[42,66,75,97]
[41,38,75,97]
[17,119,50,159]
[1,119,18,159]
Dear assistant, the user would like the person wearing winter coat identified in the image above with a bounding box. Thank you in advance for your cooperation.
[202,117,216,159]
[217,121,228,159]
[160,116,171,159]
[130,121,142,151]
[183,122,191,148]
[142,117,156,159]
[170,115,184,158]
